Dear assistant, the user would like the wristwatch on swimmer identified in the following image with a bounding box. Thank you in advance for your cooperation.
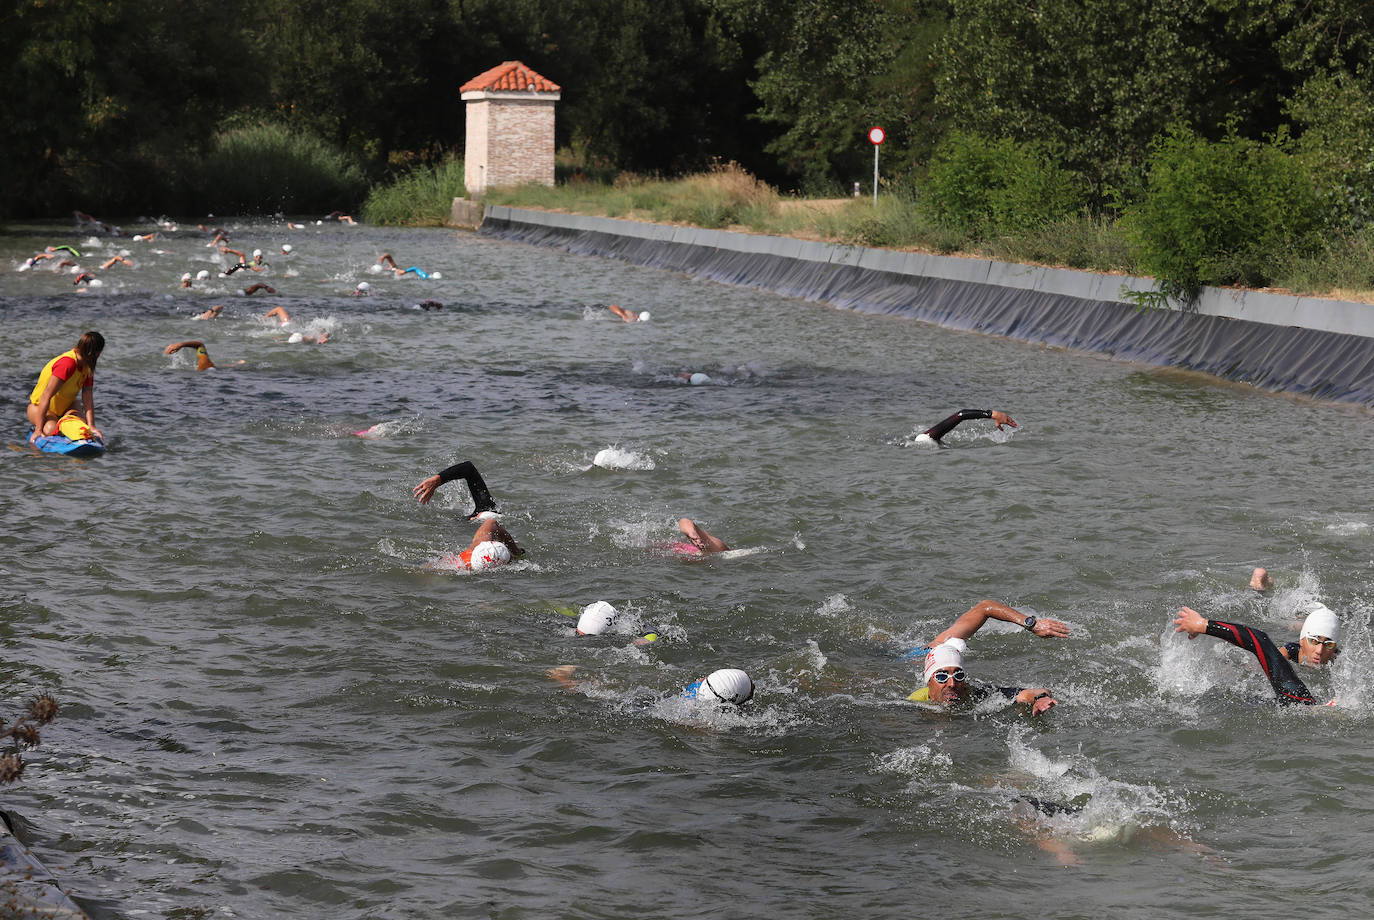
[1022,615,1037,632]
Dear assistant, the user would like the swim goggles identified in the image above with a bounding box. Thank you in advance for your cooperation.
[931,669,966,684]
[1305,636,1338,650]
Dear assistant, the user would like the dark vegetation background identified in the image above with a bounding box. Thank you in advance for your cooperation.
[5,0,1374,294]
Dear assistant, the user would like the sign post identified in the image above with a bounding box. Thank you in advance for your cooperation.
[867,126,885,206]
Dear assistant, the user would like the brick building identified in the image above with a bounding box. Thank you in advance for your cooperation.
[461,61,561,198]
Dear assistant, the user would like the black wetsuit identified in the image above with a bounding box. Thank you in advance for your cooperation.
[922,409,995,444]
[1204,619,1317,705]
[436,460,498,518]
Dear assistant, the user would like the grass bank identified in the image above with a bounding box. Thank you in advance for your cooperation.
[480,163,1374,303]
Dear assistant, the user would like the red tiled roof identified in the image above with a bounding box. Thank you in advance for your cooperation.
[460,61,560,93]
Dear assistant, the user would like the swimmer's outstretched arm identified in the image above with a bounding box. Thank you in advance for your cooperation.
[1173,607,1317,705]
[607,304,638,322]
[921,409,1017,444]
[930,599,1069,646]
[413,460,499,517]
[165,340,215,370]
[470,518,525,558]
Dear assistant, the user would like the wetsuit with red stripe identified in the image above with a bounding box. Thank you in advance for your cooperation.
[1204,619,1317,705]
[922,409,994,444]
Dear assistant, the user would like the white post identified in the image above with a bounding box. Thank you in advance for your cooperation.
[872,145,879,206]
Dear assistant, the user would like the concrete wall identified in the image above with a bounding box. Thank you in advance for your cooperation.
[478,206,1374,406]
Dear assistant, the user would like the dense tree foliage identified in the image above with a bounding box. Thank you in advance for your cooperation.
[3,0,1373,223]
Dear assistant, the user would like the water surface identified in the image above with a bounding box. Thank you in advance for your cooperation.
[2,218,1373,918]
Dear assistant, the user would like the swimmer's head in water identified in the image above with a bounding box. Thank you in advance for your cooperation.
[281,244,293,254]
[196,270,210,281]
[356,281,370,292]
[688,372,711,386]
[576,601,617,635]
[1302,604,1340,646]
[638,311,650,322]
[702,668,754,706]
[288,332,304,344]
[468,540,511,571]
[922,639,966,683]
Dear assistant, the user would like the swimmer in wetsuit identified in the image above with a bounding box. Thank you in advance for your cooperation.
[915,409,1017,445]
[413,460,501,520]
[1172,606,1337,705]
[907,600,1066,714]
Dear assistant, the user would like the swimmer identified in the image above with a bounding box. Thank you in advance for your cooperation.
[907,600,1065,714]
[252,249,266,267]
[181,273,193,288]
[419,299,442,311]
[413,460,500,519]
[1172,604,1339,705]
[323,211,356,224]
[194,304,224,320]
[548,665,754,709]
[164,340,217,370]
[99,256,131,270]
[280,244,293,255]
[378,253,400,272]
[132,232,157,242]
[352,282,370,296]
[264,306,292,326]
[1250,567,1274,593]
[674,517,729,554]
[73,272,95,286]
[46,245,81,258]
[286,331,329,344]
[441,517,525,571]
[286,221,305,230]
[607,304,650,323]
[568,601,660,644]
[243,283,276,296]
[27,331,104,442]
[915,409,1017,445]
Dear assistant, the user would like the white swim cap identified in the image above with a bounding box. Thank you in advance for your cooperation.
[181,272,192,281]
[576,601,617,635]
[702,668,754,705]
[288,332,304,343]
[253,249,262,258]
[196,269,210,280]
[1301,604,1341,644]
[638,311,650,322]
[688,372,711,386]
[431,271,442,279]
[281,244,293,253]
[356,281,370,292]
[923,638,968,684]
[468,540,511,571]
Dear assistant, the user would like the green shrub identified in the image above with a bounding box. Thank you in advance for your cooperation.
[362,157,466,226]
[1125,123,1327,298]
[195,123,367,215]
[923,132,1082,236]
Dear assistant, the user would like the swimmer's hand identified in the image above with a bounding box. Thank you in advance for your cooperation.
[1173,606,1208,639]
[991,410,1018,430]
[1017,689,1056,715]
[1029,617,1070,640]
[548,665,580,692]
[633,633,659,646]
[412,474,441,504]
